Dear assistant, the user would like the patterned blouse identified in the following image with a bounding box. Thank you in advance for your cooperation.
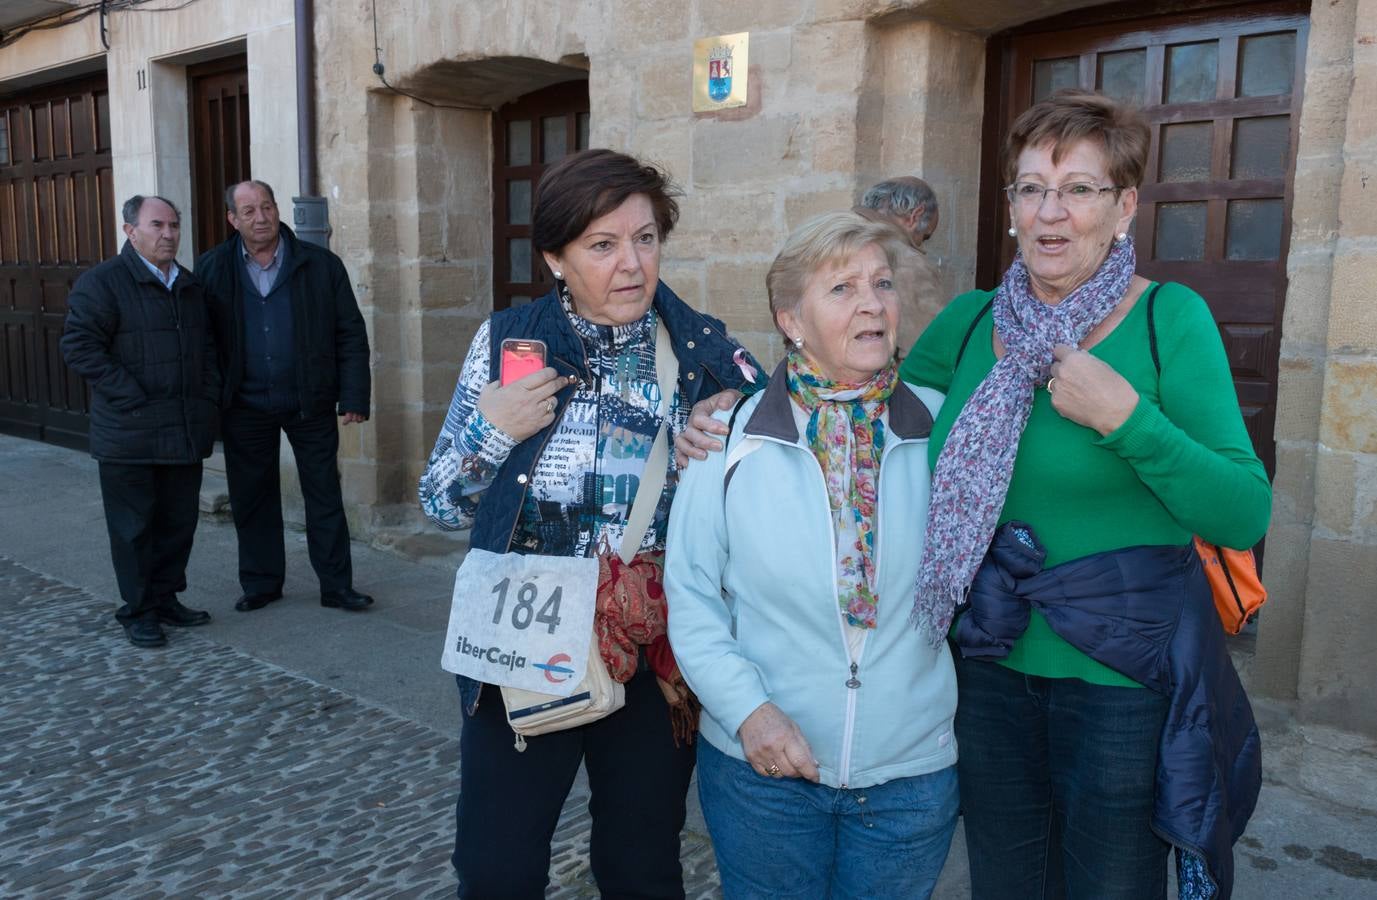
[418,299,690,559]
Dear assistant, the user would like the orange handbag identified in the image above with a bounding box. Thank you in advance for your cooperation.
[1193,538,1267,635]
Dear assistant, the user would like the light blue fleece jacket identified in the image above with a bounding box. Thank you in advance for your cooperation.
[665,368,957,789]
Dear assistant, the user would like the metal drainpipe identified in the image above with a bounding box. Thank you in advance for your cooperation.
[292,0,329,246]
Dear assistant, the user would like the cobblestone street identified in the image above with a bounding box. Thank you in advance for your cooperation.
[0,557,719,898]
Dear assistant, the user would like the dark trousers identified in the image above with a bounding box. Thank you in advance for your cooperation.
[97,462,203,622]
[222,405,352,595]
[453,671,696,899]
[954,655,1171,900]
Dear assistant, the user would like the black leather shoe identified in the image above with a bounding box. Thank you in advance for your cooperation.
[124,618,168,647]
[320,588,374,611]
[158,599,212,627]
[235,590,283,612]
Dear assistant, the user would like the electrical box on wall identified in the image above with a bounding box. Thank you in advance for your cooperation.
[292,196,330,247]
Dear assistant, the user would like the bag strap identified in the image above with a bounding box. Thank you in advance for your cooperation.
[618,320,678,564]
[1144,281,1164,376]
[954,298,995,373]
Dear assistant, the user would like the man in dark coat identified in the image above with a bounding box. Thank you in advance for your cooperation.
[61,194,220,647]
[196,180,375,614]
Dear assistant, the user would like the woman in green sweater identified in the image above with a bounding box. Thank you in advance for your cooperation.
[898,91,1269,898]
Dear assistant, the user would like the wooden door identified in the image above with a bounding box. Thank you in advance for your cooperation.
[982,1,1308,477]
[189,55,251,258]
[492,80,590,311]
[0,74,115,449]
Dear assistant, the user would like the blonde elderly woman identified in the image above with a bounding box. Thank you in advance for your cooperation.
[665,211,958,899]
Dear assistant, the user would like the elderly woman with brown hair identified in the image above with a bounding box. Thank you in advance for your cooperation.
[898,89,1270,899]
[418,148,760,899]
[665,211,958,899]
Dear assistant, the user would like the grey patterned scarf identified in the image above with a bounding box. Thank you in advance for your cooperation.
[909,236,1137,644]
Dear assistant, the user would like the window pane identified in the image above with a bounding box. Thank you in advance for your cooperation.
[1226,199,1283,260]
[508,294,533,307]
[508,237,532,282]
[507,120,531,166]
[1033,58,1079,103]
[1159,122,1213,183]
[1155,202,1207,261]
[1166,42,1218,103]
[576,112,590,151]
[1231,116,1290,180]
[507,179,532,226]
[1238,33,1296,97]
[542,116,568,163]
[1097,50,1146,105]
[0,116,9,166]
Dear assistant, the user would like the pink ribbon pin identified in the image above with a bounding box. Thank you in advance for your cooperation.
[733,348,757,385]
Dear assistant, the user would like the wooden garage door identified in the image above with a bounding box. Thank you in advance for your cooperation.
[982,0,1308,478]
[0,74,115,449]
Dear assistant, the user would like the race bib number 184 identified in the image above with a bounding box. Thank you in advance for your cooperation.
[440,549,599,696]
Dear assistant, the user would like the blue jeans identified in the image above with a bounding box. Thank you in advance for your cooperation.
[696,739,958,899]
[954,655,1171,899]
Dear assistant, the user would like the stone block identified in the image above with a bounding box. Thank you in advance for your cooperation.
[1251,520,1311,698]
[1270,441,1316,521]
[672,191,780,259]
[658,260,706,310]
[1328,247,1377,351]
[1297,538,1377,737]
[1280,251,1335,349]
[611,0,689,47]
[691,114,802,187]
[1336,160,1377,238]
[1319,358,1377,453]
[419,262,485,311]
[705,260,774,332]
[422,314,483,366]
[1295,63,1357,160]
[633,119,693,185]
[637,56,692,121]
[698,0,806,33]
[808,107,861,173]
[790,21,869,95]
[1313,448,1357,536]
[1274,355,1325,443]
[340,460,379,507]
[1302,0,1359,69]
[784,188,857,229]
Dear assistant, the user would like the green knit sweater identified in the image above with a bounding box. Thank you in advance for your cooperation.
[900,282,1272,686]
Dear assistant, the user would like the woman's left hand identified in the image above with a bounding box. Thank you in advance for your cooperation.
[1048,344,1139,437]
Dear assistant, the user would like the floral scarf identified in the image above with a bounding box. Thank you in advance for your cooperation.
[787,351,898,629]
[909,236,1137,645]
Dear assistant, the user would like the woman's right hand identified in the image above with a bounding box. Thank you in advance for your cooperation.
[476,368,572,443]
[738,702,820,782]
[673,389,742,467]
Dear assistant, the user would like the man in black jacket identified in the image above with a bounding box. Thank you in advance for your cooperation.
[197,180,375,614]
[61,195,220,647]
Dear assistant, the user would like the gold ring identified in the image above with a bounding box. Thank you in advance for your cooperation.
[546,398,557,413]
[1047,377,1058,393]
[767,764,781,777]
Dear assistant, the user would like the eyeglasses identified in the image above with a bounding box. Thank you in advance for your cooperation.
[1004,181,1122,208]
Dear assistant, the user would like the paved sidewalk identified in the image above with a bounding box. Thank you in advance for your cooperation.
[0,556,721,898]
[3,433,1377,898]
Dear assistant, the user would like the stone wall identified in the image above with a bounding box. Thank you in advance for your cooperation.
[1261,0,1377,737]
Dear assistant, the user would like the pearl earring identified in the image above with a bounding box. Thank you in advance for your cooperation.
[1008,227,1017,237]
[793,336,804,349]
[1115,232,1127,243]
[553,270,563,279]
